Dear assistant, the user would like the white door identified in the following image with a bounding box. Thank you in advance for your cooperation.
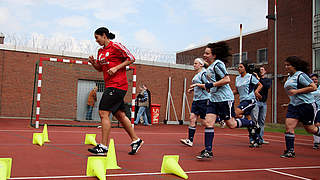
[92,81,105,120]
[77,80,104,121]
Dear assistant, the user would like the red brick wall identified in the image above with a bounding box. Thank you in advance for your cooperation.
[269,0,313,123]
[176,30,269,67]
[0,50,4,112]
[39,61,103,119]
[0,51,41,118]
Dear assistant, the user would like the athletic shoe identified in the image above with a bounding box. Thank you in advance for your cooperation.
[88,144,108,155]
[180,138,193,147]
[220,120,226,128]
[262,140,269,144]
[128,139,144,155]
[249,142,260,148]
[313,143,319,149]
[196,149,213,160]
[280,150,296,158]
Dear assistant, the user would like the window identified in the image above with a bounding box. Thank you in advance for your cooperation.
[316,0,320,15]
[257,48,268,64]
[315,1,320,44]
[315,48,320,70]
[232,52,247,66]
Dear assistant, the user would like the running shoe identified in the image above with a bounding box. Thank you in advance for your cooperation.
[180,138,193,147]
[128,139,144,155]
[313,143,319,149]
[249,142,260,148]
[220,120,226,128]
[280,150,295,158]
[196,149,213,160]
[88,144,108,155]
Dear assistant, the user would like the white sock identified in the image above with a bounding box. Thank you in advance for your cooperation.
[314,135,320,144]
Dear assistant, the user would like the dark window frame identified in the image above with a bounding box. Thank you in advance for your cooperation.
[257,48,268,64]
[232,52,248,67]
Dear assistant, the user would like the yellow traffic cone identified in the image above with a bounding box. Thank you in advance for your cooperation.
[86,157,106,180]
[105,139,121,169]
[32,133,44,146]
[0,158,12,180]
[161,155,188,179]
[85,134,97,146]
[42,124,50,142]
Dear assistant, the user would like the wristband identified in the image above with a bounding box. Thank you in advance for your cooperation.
[205,82,214,89]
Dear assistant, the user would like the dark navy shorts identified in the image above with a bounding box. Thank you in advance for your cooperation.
[99,87,127,115]
[286,103,317,125]
[206,100,236,121]
[314,110,320,124]
[237,99,256,116]
[191,99,208,119]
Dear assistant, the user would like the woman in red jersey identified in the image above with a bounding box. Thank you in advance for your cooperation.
[88,27,143,155]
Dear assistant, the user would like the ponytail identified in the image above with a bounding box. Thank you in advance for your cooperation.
[95,27,115,40]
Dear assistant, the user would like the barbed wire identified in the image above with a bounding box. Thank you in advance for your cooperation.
[2,32,178,63]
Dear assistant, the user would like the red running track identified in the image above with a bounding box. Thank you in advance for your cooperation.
[0,118,319,180]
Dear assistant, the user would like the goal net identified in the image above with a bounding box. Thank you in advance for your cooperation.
[30,57,136,128]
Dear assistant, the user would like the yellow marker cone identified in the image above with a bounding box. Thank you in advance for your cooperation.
[0,158,12,180]
[86,157,106,180]
[106,139,121,169]
[42,124,50,142]
[32,133,44,146]
[85,134,97,146]
[161,155,188,179]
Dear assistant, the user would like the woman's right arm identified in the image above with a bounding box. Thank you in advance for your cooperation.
[233,88,238,95]
[88,55,102,72]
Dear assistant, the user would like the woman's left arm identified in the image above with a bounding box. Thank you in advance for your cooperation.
[107,60,132,76]
[288,83,317,96]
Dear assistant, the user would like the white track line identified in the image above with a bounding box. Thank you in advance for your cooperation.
[265,169,311,180]
[8,166,320,179]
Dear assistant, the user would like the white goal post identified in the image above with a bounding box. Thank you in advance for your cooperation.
[31,57,137,128]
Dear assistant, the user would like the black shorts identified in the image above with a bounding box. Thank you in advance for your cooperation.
[99,87,127,114]
[237,99,256,116]
[286,103,317,125]
[315,110,320,124]
[191,99,208,119]
[206,100,235,121]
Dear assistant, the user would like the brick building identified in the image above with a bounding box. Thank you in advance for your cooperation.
[177,0,319,124]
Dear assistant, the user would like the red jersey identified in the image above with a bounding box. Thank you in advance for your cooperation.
[97,41,135,90]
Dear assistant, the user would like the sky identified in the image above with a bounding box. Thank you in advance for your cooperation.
[0,0,268,56]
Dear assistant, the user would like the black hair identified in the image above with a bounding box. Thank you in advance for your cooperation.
[207,41,231,63]
[239,62,249,73]
[95,27,115,40]
[285,56,309,74]
[310,73,319,79]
